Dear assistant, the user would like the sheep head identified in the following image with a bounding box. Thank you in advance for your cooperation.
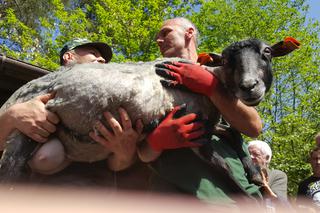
[204,37,300,106]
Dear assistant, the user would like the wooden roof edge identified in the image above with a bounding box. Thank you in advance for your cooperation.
[0,54,51,80]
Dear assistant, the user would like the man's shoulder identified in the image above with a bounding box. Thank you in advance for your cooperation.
[299,175,320,185]
[298,175,320,195]
[269,168,287,177]
[268,169,288,187]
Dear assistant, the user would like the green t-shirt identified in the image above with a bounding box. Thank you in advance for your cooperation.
[150,135,262,205]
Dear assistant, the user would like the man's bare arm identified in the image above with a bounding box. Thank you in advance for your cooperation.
[209,84,262,138]
[0,94,59,150]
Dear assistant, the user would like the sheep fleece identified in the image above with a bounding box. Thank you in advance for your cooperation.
[0,59,219,162]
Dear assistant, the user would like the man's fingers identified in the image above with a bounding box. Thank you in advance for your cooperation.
[170,71,182,83]
[160,61,175,66]
[166,105,184,120]
[184,129,206,140]
[163,61,185,68]
[135,119,144,135]
[160,80,189,92]
[155,67,182,82]
[172,104,187,119]
[184,122,204,132]
[47,111,60,124]
[119,107,132,130]
[155,67,176,80]
[155,63,170,69]
[89,131,111,149]
[33,126,50,138]
[155,61,186,74]
[160,79,178,88]
[41,122,57,133]
[177,112,197,124]
[176,61,193,65]
[94,120,113,140]
[104,111,123,135]
[164,63,184,75]
[30,133,47,143]
[38,93,55,104]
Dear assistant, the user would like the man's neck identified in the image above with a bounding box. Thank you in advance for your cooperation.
[179,48,198,63]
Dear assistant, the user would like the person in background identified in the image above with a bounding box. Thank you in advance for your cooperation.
[297,132,320,208]
[248,140,288,202]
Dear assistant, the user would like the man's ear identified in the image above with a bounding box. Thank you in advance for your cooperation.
[62,51,75,64]
[271,36,301,57]
[265,155,270,162]
[185,27,195,40]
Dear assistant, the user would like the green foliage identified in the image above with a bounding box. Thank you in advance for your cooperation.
[0,0,200,65]
[0,0,319,197]
[85,0,200,61]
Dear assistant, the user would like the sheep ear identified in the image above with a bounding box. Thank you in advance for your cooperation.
[271,36,301,57]
[198,52,223,66]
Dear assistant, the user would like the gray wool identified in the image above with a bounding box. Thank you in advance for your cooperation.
[1,58,218,162]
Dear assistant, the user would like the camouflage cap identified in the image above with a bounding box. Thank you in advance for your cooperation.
[59,38,112,65]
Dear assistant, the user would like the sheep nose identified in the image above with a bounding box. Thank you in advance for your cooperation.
[156,39,163,47]
[239,79,258,91]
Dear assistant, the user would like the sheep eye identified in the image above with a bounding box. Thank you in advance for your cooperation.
[264,47,272,55]
[262,47,272,61]
[221,57,228,65]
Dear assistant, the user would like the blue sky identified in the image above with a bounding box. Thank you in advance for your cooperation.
[307,0,320,21]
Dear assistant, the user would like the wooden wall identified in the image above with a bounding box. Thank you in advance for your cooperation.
[0,55,50,106]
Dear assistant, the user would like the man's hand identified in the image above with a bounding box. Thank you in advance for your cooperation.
[147,104,208,152]
[89,107,143,171]
[260,167,278,199]
[7,93,59,143]
[155,61,219,97]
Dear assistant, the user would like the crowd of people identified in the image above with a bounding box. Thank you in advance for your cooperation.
[0,17,318,211]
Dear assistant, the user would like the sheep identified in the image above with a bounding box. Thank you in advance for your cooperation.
[0,37,299,184]
[0,59,218,182]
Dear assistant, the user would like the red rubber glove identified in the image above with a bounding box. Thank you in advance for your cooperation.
[155,61,219,97]
[147,105,208,152]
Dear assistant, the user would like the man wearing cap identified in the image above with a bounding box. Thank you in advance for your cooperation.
[59,38,112,66]
[0,38,143,175]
